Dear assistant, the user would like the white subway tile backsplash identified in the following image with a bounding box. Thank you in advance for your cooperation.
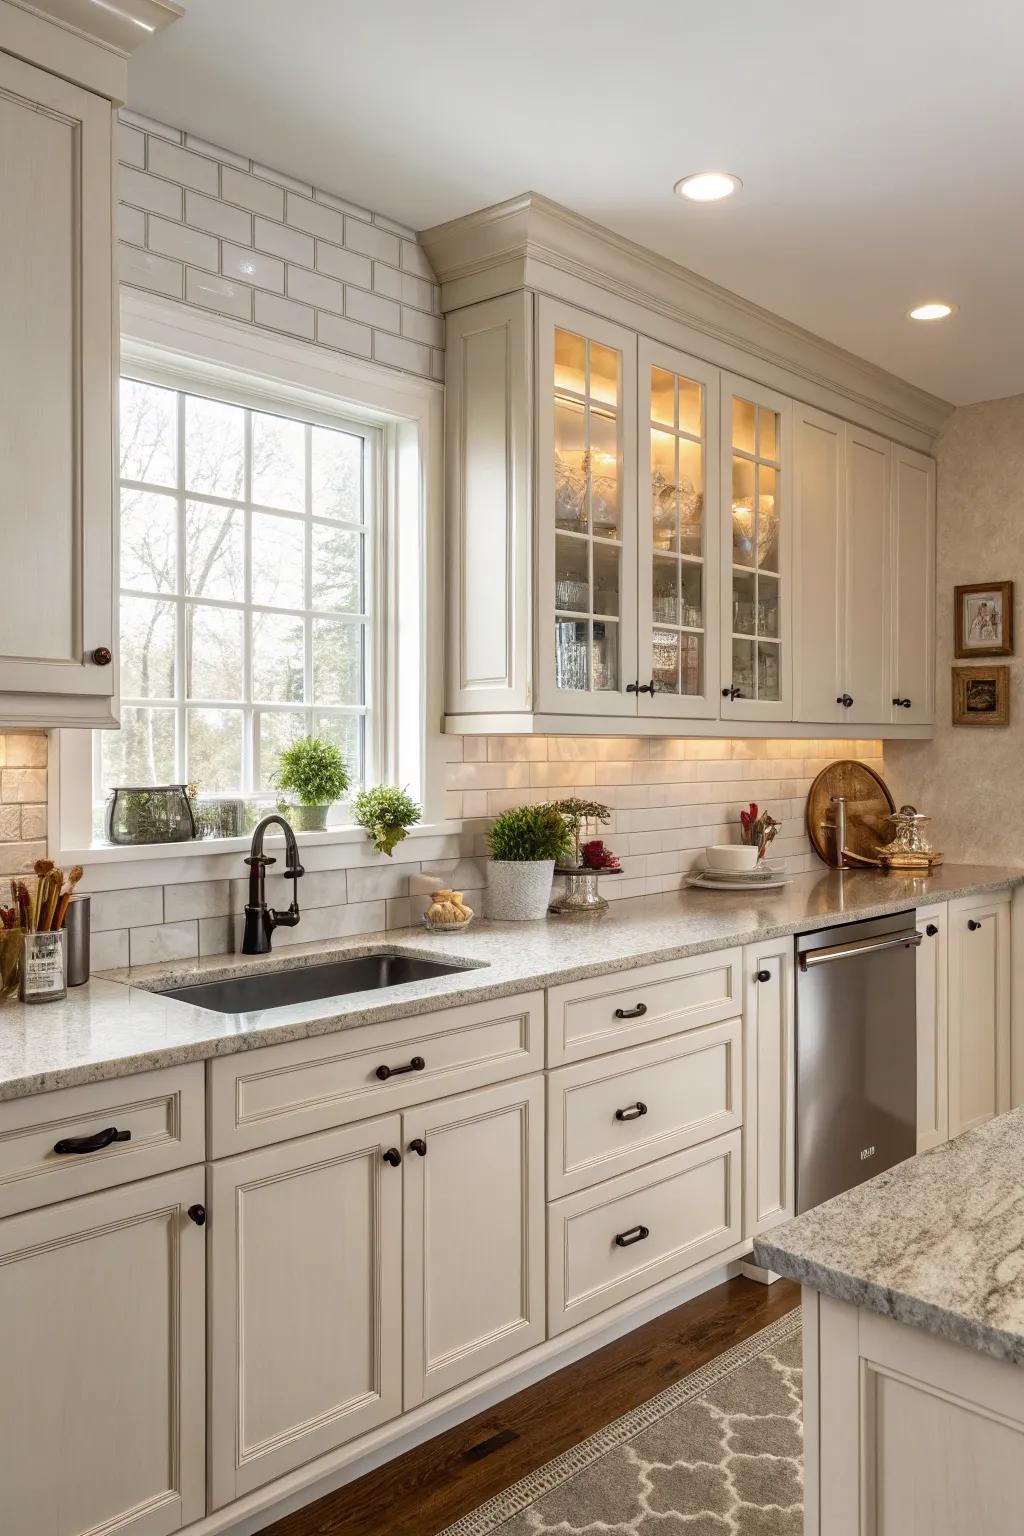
[254,162,314,196]
[372,261,433,311]
[120,243,184,299]
[164,879,232,923]
[286,192,346,244]
[185,189,252,243]
[129,920,199,967]
[147,137,219,194]
[186,268,253,320]
[119,164,183,219]
[254,290,315,339]
[401,240,435,280]
[316,311,372,358]
[118,203,145,247]
[91,929,129,973]
[185,133,249,170]
[315,187,371,220]
[254,217,315,266]
[199,915,237,957]
[148,214,219,272]
[118,122,145,168]
[401,306,444,348]
[92,886,163,933]
[315,240,372,288]
[119,109,180,141]
[287,264,344,313]
[372,211,417,240]
[344,219,400,265]
[345,286,401,333]
[372,331,430,375]
[221,165,286,220]
[222,241,285,292]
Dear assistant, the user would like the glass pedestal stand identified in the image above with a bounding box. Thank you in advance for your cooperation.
[549,866,621,915]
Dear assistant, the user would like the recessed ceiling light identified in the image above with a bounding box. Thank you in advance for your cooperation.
[908,301,955,321]
[674,171,742,203]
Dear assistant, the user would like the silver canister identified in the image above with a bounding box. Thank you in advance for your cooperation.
[64,894,91,987]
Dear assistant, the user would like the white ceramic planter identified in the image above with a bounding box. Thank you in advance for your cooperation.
[485,859,555,921]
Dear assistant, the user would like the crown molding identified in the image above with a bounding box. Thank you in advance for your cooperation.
[9,0,182,55]
[420,192,952,441]
[0,0,180,99]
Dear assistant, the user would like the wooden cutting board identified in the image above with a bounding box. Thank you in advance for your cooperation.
[806,760,896,867]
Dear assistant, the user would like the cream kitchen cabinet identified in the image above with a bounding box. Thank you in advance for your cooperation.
[793,404,935,727]
[403,1075,545,1406]
[0,1166,206,1536]
[208,1114,405,1508]
[915,903,949,1152]
[947,890,1011,1137]
[742,936,795,1236]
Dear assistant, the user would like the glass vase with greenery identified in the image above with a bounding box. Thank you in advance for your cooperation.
[274,736,351,832]
[353,785,421,857]
[550,797,612,868]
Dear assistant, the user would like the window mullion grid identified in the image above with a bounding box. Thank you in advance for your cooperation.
[242,407,255,794]
[304,423,314,738]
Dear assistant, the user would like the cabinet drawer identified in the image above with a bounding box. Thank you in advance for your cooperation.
[0,1065,204,1218]
[209,991,543,1156]
[548,1130,742,1334]
[547,1021,742,1198]
[546,950,742,1065]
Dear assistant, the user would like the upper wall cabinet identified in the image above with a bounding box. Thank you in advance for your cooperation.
[430,195,942,738]
[0,0,180,729]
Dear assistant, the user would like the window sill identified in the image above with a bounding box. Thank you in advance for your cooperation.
[57,819,465,870]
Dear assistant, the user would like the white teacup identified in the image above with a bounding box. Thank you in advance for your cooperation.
[705,844,760,873]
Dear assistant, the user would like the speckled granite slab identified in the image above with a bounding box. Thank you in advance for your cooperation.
[755,1107,1024,1366]
[0,863,1019,1103]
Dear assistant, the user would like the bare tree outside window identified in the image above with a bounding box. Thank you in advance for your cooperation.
[98,377,375,829]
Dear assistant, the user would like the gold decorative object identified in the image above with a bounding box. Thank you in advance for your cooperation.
[877,806,944,871]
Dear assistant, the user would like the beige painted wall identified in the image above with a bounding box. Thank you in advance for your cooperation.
[886,394,1024,863]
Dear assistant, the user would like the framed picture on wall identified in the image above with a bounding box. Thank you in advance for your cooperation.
[952,665,1010,727]
[954,581,1014,657]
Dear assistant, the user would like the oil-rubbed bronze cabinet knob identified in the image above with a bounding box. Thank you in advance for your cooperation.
[91,646,112,665]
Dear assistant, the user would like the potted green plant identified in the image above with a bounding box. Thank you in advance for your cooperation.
[485,803,572,920]
[353,784,421,856]
[274,736,351,832]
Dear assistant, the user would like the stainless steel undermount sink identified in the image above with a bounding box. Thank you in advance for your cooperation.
[155,952,479,1014]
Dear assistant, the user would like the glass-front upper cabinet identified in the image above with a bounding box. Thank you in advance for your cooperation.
[719,374,792,721]
[537,298,637,715]
[637,339,720,719]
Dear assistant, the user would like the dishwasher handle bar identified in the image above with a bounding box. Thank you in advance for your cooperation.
[798,928,923,971]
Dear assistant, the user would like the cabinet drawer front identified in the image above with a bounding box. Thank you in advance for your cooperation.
[547,951,742,1065]
[0,1065,204,1218]
[209,991,543,1155]
[547,1130,742,1334]
[547,1021,742,1198]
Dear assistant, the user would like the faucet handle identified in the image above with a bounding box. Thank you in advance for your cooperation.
[244,852,276,868]
[285,863,305,880]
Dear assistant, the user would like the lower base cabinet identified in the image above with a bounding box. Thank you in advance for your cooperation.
[947,892,1011,1136]
[742,939,795,1235]
[208,1114,405,1508]
[0,1167,206,1536]
[915,903,949,1152]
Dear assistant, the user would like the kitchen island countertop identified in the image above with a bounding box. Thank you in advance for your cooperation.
[0,861,1019,1103]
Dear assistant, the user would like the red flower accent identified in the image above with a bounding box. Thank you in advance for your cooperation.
[580,839,621,871]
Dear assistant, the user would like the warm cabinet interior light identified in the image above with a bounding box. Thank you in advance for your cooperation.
[674,171,741,203]
[908,302,954,321]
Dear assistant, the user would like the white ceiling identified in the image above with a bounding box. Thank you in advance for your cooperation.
[128,0,1024,406]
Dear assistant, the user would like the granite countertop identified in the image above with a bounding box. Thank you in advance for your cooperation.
[0,862,1019,1103]
[755,1108,1024,1366]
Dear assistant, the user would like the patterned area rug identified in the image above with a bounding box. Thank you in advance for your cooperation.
[439,1312,802,1536]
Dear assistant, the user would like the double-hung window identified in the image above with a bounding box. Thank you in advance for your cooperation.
[96,375,380,828]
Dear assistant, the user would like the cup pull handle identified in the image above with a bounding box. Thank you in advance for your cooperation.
[614,1101,648,1122]
[614,1224,650,1248]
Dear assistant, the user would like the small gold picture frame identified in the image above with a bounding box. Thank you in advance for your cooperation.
[952,665,1010,727]
[954,581,1014,657]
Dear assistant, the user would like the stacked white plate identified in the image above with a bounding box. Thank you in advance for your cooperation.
[685,859,790,892]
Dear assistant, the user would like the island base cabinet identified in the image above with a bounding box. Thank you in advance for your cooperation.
[807,1290,1024,1536]
[947,892,1011,1136]
[208,1115,404,1509]
[742,939,794,1236]
[0,1167,205,1536]
[403,1076,546,1407]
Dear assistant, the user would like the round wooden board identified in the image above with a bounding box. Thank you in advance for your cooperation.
[806,759,896,866]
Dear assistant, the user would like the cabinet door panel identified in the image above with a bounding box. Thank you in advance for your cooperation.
[916,903,949,1152]
[948,895,1011,1136]
[719,374,793,721]
[637,337,720,718]
[793,404,844,724]
[890,445,936,725]
[403,1076,545,1406]
[0,1168,205,1536]
[742,939,795,1235]
[0,50,114,707]
[209,1115,403,1506]
[537,296,638,715]
[844,426,891,722]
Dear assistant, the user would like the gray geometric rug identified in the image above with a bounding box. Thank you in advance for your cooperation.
[439,1311,802,1536]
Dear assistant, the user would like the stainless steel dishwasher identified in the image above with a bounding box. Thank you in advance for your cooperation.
[795,910,921,1213]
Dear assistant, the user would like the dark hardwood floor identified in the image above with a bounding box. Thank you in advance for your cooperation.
[259,1275,800,1536]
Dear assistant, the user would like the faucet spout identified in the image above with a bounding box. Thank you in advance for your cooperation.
[241,814,304,954]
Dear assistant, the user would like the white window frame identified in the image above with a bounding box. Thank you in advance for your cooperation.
[53,290,446,867]
[103,370,381,813]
